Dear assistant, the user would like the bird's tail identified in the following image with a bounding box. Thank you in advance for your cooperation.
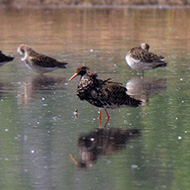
[125,95,142,107]
[7,56,14,61]
[58,62,68,68]
[153,61,167,69]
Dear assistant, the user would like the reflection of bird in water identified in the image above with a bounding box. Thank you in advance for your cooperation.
[70,127,140,169]
[0,82,15,99]
[126,77,167,105]
[125,43,167,74]
[0,50,14,66]
[69,66,142,126]
[17,44,68,74]
[18,75,65,105]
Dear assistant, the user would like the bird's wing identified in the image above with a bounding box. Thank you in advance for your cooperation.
[131,48,164,63]
[30,54,61,67]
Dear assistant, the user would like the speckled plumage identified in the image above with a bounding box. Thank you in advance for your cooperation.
[17,44,68,74]
[125,43,167,71]
[69,66,141,109]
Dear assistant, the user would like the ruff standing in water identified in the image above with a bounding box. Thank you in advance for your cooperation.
[0,51,14,66]
[17,44,68,74]
[69,66,141,126]
[125,43,167,74]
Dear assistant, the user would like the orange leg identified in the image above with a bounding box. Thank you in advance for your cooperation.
[70,154,79,167]
[98,108,102,127]
[104,109,110,127]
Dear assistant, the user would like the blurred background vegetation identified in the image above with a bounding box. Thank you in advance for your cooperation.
[0,0,190,8]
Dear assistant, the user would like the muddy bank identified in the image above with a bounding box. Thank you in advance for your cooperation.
[1,0,190,8]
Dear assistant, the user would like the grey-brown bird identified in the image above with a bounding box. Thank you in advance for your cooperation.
[0,51,14,66]
[125,43,167,72]
[69,66,141,126]
[17,44,68,74]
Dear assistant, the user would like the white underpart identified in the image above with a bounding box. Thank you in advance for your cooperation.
[21,52,28,61]
[17,47,28,61]
[125,53,142,70]
[26,63,56,73]
[125,52,164,71]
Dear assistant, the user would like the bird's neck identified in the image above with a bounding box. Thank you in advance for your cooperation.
[78,75,96,89]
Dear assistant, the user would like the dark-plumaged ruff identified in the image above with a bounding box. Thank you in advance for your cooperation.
[69,66,141,125]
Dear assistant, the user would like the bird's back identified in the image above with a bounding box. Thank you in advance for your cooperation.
[29,50,68,68]
[77,77,141,108]
[130,47,163,63]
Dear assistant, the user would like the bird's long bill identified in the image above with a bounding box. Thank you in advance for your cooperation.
[68,73,78,81]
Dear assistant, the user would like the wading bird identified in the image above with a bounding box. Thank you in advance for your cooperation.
[69,66,141,126]
[17,44,68,74]
[125,43,167,75]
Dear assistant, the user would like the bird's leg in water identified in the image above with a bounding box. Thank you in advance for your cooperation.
[98,108,102,127]
[104,108,110,127]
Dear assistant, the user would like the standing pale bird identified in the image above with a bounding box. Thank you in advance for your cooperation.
[17,44,68,74]
[125,43,167,73]
[69,66,141,126]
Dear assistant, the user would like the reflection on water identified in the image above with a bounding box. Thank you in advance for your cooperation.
[18,74,66,105]
[126,76,167,104]
[70,127,140,169]
[0,81,15,99]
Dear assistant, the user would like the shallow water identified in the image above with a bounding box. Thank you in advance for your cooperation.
[0,7,190,190]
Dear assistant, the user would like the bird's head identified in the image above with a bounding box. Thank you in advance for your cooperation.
[17,44,33,55]
[69,66,97,81]
[140,43,150,51]
[17,44,34,61]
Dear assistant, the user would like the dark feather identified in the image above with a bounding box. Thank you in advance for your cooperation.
[0,51,14,62]
[131,47,164,63]
[30,54,68,68]
[76,67,142,108]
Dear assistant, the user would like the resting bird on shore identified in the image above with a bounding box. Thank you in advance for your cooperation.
[17,44,68,74]
[69,66,141,126]
[0,51,14,66]
[125,43,167,74]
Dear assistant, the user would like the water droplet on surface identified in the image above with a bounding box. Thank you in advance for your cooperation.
[131,164,138,169]
[30,150,35,154]
[24,135,28,141]
[178,136,182,140]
